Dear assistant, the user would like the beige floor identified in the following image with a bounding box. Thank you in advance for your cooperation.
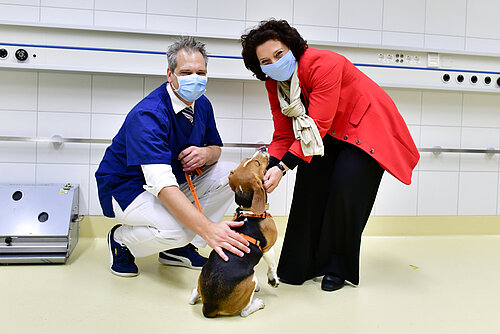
[2,234,500,334]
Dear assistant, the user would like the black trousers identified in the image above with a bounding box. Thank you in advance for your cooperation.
[277,135,384,285]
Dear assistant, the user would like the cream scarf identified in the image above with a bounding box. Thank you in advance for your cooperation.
[277,65,324,157]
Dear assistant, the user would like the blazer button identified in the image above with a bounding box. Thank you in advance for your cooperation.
[344,135,348,140]
[370,148,375,154]
[356,140,361,145]
[332,130,336,135]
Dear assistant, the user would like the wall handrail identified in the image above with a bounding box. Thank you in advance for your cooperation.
[419,146,500,155]
[0,136,499,154]
[0,136,263,148]
[0,135,111,144]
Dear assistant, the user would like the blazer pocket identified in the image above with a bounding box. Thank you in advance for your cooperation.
[349,95,371,126]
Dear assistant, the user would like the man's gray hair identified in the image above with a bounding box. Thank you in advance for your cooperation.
[167,36,208,72]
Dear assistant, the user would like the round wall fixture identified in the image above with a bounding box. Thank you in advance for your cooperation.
[12,190,23,201]
[38,212,49,223]
[470,75,478,84]
[442,73,451,83]
[485,76,492,85]
[0,48,8,59]
[497,77,500,87]
[15,49,28,61]
[456,74,464,83]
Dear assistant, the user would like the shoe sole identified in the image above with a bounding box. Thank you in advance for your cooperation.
[158,254,202,270]
[321,280,345,292]
[107,229,139,277]
[321,284,344,292]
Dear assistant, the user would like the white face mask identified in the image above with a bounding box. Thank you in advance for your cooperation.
[260,50,296,81]
[173,73,208,101]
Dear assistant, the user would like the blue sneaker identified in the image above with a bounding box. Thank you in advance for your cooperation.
[107,225,139,277]
[159,243,207,270]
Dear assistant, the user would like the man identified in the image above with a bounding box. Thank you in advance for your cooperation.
[95,37,249,277]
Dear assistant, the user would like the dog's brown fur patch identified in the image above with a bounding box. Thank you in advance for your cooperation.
[201,275,256,317]
[260,218,278,252]
[217,276,256,315]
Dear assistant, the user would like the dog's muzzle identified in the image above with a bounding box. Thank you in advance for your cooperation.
[253,146,269,159]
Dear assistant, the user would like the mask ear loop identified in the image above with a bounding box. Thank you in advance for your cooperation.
[172,73,186,96]
[170,72,180,92]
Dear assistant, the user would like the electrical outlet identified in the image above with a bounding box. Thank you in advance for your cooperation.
[0,48,8,60]
[377,51,422,65]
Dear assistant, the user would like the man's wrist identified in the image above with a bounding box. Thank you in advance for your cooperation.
[206,145,221,165]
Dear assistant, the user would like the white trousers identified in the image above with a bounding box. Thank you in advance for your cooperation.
[112,161,237,258]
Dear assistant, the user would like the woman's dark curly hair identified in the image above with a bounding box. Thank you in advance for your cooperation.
[241,19,308,81]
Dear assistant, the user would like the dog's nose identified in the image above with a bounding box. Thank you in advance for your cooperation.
[251,145,269,159]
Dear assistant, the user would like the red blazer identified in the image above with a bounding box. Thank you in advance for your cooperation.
[265,47,419,185]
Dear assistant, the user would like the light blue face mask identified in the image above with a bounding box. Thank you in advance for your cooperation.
[174,73,207,101]
[260,49,296,81]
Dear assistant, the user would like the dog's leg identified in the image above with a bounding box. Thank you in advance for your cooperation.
[254,274,260,292]
[263,246,280,288]
[240,275,265,317]
[188,287,200,305]
[241,298,265,317]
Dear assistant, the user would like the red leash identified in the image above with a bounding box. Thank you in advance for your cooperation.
[185,168,203,214]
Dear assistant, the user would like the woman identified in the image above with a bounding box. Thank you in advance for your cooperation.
[241,20,419,291]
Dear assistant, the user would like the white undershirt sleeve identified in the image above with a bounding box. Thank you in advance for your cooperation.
[141,164,179,198]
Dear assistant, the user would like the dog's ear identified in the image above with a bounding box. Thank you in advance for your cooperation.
[228,170,236,191]
[250,174,266,215]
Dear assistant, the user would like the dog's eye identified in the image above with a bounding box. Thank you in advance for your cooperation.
[254,160,261,166]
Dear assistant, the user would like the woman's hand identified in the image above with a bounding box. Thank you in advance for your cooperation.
[202,220,250,261]
[263,166,283,193]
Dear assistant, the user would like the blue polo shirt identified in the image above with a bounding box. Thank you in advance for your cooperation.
[95,83,223,217]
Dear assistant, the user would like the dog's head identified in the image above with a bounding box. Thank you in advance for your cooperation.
[228,147,270,215]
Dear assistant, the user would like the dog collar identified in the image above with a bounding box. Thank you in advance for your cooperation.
[237,203,269,212]
[233,208,272,221]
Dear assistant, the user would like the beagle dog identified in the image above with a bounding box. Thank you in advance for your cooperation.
[189,148,280,317]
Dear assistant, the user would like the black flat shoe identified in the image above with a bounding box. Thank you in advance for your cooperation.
[321,274,345,292]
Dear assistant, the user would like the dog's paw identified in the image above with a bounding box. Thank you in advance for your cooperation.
[268,277,280,288]
[188,288,200,305]
[254,298,265,309]
[240,298,265,317]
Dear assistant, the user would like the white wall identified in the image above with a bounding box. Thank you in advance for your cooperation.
[2,70,500,216]
[1,0,500,217]
[1,0,500,54]
[376,89,500,216]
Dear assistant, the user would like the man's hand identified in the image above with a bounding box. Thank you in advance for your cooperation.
[263,166,283,193]
[178,146,220,172]
[158,185,249,261]
[201,220,251,261]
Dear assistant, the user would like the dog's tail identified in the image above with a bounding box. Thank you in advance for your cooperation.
[202,303,219,318]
